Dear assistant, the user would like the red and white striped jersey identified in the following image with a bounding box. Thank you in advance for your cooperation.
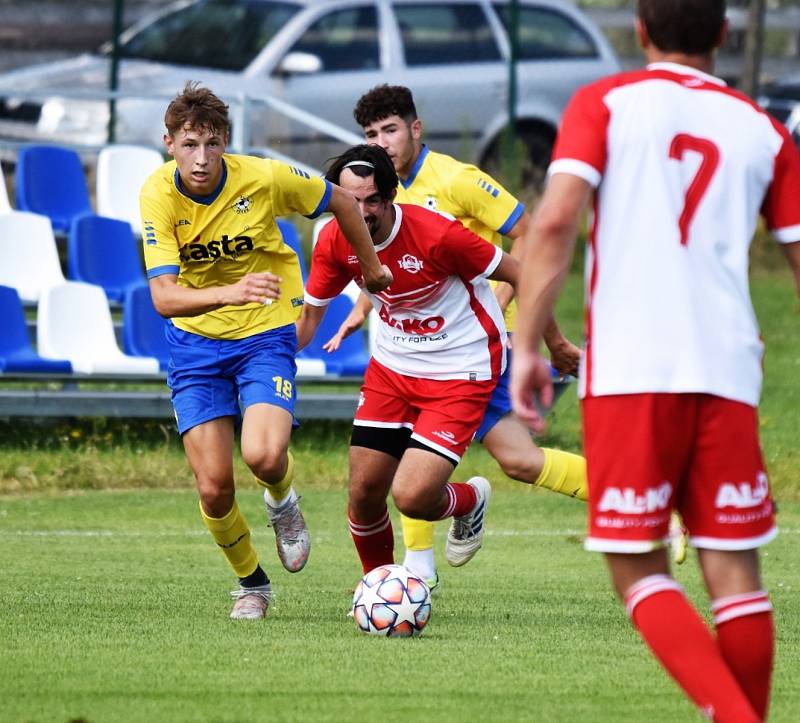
[306,203,506,381]
[550,62,800,406]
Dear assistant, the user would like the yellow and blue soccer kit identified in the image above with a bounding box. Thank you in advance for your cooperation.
[140,154,331,433]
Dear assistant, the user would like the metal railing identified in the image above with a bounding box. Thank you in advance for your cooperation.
[0,86,362,174]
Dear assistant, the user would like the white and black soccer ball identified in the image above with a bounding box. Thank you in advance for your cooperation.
[352,564,432,637]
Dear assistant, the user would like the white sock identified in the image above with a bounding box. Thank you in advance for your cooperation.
[403,548,436,580]
[264,486,297,510]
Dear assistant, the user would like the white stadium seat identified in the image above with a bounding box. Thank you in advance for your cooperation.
[0,211,65,303]
[0,171,11,214]
[96,144,164,236]
[37,281,160,375]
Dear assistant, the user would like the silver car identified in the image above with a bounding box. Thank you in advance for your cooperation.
[0,0,618,179]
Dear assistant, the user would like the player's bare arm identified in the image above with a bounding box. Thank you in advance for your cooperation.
[542,318,581,378]
[148,271,281,318]
[487,249,520,288]
[327,185,393,293]
[783,240,800,297]
[493,213,529,312]
[323,292,372,352]
[295,302,327,351]
[511,173,592,430]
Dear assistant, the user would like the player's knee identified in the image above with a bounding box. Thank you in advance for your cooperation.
[350,471,393,515]
[497,455,537,482]
[243,447,286,483]
[196,478,235,518]
[392,487,432,520]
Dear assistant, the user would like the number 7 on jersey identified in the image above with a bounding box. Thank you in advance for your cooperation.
[668,133,720,246]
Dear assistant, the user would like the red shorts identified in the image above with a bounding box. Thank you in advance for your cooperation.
[354,360,496,463]
[582,393,776,553]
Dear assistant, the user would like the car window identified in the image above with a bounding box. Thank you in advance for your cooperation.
[394,3,501,66]
[288,6,380,72]
[493,4,598,59]
[120,0,299,71]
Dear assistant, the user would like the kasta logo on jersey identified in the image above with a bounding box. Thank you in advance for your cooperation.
[179,234,254,262]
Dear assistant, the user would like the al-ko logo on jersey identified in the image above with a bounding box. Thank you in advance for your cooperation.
[398,254,423,274]
[379,305,444,336]
[180,234,253,262]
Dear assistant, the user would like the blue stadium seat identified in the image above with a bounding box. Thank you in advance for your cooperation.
[15,145,93,233]
[0,285,72,373]
[123,282,169,371]
[278,218,308,280]
[68,214,145,303]
[303,295,370,376]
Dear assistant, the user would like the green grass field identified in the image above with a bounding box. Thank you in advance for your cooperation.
[1,269,798,721]
[2,488,799,723]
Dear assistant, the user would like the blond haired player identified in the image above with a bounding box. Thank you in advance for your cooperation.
[140,82,390,620]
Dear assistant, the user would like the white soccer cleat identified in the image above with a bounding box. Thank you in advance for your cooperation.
[445,477,492,567]
[669,511,688,565]
[230,583,272,620]
[265,492,311,573]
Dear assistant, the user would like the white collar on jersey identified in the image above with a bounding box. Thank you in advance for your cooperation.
[647,61,726,87]
[373,204,403,252]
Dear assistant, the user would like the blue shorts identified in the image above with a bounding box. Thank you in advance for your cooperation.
[475,361,512,442]
[475,344,566,442]
[166,322,298,435]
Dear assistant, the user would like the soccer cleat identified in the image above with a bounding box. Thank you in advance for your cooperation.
[445,477,492,567]
[230,583,272,620]
[669,511,688,565]
[425,572,441,595]
[265,491,311,573]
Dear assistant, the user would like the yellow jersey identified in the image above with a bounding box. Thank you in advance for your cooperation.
[395,145,524,330]
[140,154,330,340]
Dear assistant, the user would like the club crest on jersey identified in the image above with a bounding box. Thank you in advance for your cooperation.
[398,254,423,274]
[424,195,437,211]
[232,195,253,214]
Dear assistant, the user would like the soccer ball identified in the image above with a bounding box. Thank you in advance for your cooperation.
[351,564,432,637]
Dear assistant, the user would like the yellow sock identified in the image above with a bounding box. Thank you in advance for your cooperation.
[533,448,588,501]
[200,500,259,578]
[401,513,435,551]
[256,450,294,505]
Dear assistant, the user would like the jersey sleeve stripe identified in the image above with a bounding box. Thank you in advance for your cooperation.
[147,264,180,278]
[548,158,602,187]
[497,200,525,236]
[771,223,800,243]
[480,245,503,279]
[303,292,334,307]
[305,180,333,219]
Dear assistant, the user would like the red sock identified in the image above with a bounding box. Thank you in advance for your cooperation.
[348,507,394,574]
[713,591,774,720]
[625,575,760,723]
[435,482,477,520]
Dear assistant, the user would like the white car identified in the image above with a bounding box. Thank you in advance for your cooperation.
[0,0,618,180]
